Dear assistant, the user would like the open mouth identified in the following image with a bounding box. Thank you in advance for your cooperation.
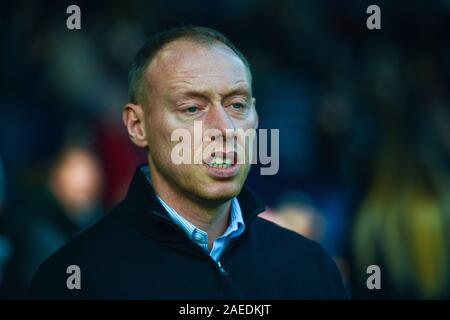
[205,157,234,169]
[203,152,237,168]
[203,152,240,177]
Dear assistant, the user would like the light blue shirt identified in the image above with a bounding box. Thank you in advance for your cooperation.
[141,166,245,262]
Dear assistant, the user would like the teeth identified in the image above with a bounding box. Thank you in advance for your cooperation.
[208,157,232,168]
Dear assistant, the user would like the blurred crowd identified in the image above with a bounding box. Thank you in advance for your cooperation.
[0,0,449,299]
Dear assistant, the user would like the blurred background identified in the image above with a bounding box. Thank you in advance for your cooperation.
[0,0,449,299]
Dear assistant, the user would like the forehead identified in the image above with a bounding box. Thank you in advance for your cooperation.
[146,39,251,95]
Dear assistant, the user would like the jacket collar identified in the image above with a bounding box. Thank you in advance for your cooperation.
[120,164,266,244]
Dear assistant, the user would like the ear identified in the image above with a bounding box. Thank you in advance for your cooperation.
[122,103,148,148]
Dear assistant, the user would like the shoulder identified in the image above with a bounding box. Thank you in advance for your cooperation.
[28,204,133,299]
[250,216,324,254]
[31,201,134,280]
[42,204,131,268]
[247,217,348,298]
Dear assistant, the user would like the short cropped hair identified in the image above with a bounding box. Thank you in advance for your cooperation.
[128,26,251,105]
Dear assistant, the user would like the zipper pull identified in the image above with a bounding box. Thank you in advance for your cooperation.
[217,261,228,276]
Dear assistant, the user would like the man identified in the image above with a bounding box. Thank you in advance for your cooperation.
[1,145,102,298]
[30,26,347,299]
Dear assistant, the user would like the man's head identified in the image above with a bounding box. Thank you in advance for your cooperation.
[123,26,258,206]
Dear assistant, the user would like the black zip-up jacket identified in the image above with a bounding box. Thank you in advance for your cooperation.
[29,165,347,299]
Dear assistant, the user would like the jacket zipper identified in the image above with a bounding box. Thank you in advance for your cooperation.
[215,260,237,299]
[150,210,235,298]
[217,261,228,276]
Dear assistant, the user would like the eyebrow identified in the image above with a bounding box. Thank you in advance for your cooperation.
[172,86,251,101]
[222,87,252,99]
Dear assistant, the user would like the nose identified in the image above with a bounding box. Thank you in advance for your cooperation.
[205,104,236,137]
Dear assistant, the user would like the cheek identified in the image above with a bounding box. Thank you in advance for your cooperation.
[147,114,196,169]
[238,109,258,130]
[248,109,259,129]
[146,111,177,147]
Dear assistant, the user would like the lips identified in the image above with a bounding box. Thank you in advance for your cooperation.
[203,152,237,168]
[203,152,240,178]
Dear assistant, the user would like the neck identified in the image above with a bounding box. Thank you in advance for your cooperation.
[148,166,231,246]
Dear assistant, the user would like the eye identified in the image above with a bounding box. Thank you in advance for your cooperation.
[185,106,199,113]
[231,103,245,109]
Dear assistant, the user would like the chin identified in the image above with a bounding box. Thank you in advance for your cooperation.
[197,181,242,203]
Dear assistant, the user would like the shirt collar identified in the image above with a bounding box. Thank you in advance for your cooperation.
[140,165,245,243]
[123,164,266,247]
[156,195,245,245]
